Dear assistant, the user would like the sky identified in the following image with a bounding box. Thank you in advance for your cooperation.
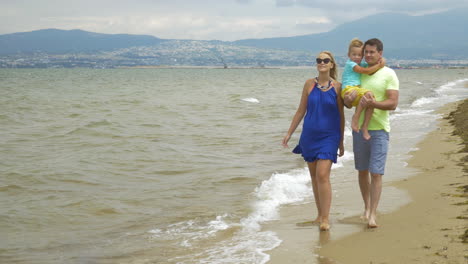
[1,0,467,41]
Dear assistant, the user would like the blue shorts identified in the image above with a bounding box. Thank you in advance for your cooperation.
[353,130,389,175]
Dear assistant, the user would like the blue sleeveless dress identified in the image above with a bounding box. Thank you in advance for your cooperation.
[293,81,341,163]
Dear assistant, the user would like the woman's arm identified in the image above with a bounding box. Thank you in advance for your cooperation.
[282,79,313,147]
[353,58,386,75]
[334,81,345,157]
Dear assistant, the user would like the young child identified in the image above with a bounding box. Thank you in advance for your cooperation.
[342,38,385,140]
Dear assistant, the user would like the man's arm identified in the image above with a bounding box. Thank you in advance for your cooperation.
[361,89,399,110]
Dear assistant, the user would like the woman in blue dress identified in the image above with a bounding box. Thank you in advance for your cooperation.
[282,51,345,231]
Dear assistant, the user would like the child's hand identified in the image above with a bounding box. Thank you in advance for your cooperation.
[379,58,386,67]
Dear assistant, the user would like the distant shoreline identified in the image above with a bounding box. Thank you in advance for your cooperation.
[115,65,468,70]
[115,65,282,69]
[2,65,468,70]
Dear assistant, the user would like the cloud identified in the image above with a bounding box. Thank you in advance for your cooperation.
[106,14,332,40]
[280,0,468,13]
[294,17,331,31]
[276,0,296,7]
[0,0,466,41]
[20,13,330,41]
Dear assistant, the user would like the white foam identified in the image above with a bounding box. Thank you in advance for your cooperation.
[207,215,230,234]
[344,126,352,138]
[410,97,437,108]
[148,228,162,235]
[416,81,423,85]
[411,78,468,109]
[436,79,468,98]
[148,214,231,247]
[195,230,281,264]
[390,109,434,120]
[242,168,311,231]
[334,151,354,169]
[242,97,260,103]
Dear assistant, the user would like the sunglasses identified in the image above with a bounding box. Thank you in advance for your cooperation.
[316,58,331,64]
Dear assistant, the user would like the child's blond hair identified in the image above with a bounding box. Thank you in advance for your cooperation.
[348,38,363,54]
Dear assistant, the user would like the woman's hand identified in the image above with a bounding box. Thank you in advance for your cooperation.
[339,142,345,157]
[282,134,291,148]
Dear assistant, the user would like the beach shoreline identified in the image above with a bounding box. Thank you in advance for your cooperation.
[317,100,467,263]
[265,99,467,264]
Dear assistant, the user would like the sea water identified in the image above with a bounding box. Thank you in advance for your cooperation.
[1,68,467,263]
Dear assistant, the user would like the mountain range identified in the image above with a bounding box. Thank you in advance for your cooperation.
[233,8,468,59]
[1,8,467,67]
[0,29,164,55]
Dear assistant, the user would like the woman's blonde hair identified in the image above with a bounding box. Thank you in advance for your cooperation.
[348,38,363,53]
[317,51,338,81]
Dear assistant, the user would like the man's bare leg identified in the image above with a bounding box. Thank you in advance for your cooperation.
[358,170,371,220]
[368,173,382,228]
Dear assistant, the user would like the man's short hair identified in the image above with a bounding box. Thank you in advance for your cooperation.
[364,38,383,52]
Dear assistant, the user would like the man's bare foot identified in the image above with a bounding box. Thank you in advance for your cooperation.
[368,216,378,228]
[362,129,371,141]
[351,114,360,132]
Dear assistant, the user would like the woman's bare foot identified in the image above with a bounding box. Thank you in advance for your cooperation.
[368,215,378,228]
[351,114,360,132]
[320,221,330,231]
[360,210,370,220]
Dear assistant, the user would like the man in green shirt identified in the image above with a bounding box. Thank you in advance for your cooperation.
[344,38,399,228]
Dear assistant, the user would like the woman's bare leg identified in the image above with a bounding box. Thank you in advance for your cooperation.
[307,161,321,223]
[315,159,333,231]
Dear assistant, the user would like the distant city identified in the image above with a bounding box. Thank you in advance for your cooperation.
[2,7,468,69]
[1,40,468,69]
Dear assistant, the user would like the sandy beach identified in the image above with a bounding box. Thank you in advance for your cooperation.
[266,99,467,264]
[317,100,468,263]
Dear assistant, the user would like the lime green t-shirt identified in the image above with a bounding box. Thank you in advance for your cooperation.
[360,66,399,132]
